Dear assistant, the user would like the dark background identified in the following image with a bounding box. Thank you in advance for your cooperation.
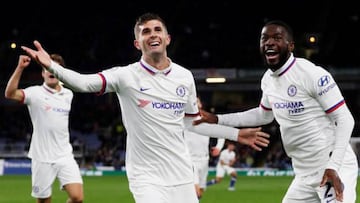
[1,0,359,73]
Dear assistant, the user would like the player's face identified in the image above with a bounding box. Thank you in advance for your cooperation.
[259,25,293,71]
[42,69,60,88]
[228,143,235,151]
[134,19,170,58]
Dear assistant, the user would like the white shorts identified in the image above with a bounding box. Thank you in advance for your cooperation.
[31,156,83,198]
[129,182,199,203]
[192,159,209,189]
[282,160,358,203]
[215,164,235,178]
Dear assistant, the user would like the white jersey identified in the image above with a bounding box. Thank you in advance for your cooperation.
[184,130,224,161]
[218,149,236,166]
[184,130,210,162]
[100,59,198,186]
[23,83,74,162]
[184,131,209,161]
[260,53,356,175]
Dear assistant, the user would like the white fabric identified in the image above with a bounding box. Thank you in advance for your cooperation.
[31,156,82,198]
[184,130,225,189]
[129,182,199,203]
[218,107,274,127]
[215,138,225,149]
[326,105,355,171]
[49,61,102,92]
[102,59,198,186]
[216,149,236,177]
[184,130,212,161]
[184,117,239,141]
[23,83,74,162]
[283,156,357,203]
[194,159,209,188]
[260,53,356,176]
[216,53,357,177]
[50,58,240,186]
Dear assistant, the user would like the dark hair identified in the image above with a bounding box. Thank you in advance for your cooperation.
[50,54,65,66]
[264,20,294,42]
[134,12,167,38]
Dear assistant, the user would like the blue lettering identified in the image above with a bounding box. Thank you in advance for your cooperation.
[318,83,336,96]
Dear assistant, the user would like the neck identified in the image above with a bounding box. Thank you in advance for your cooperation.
[46,83,61,92]
[142,55,170,70]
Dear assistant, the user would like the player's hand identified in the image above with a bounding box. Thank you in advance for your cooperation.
[320,169,344,202]
[17,55,31,70]
[21,40,52,69]
[237,127,270,151]
[210,147,221,156]
[193,109,218,125]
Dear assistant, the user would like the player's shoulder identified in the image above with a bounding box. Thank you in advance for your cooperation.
[296,57,325,70]
[24,85,42,93]
[103,63,133,73]
[295,57,330,76]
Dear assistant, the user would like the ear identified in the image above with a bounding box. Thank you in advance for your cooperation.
[134,39,141,50]
[288,41,295,52]
[165,34,171,46]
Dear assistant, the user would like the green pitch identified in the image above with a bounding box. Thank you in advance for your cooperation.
[0,175,359,203]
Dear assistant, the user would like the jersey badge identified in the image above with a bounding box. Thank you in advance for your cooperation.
[287,85,297,97]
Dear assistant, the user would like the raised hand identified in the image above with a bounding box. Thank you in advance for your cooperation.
[17,55,31,69]
[21,40,52,69]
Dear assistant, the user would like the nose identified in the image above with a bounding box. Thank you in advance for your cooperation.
[265,37,276,45]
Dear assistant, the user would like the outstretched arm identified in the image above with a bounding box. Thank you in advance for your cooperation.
[193,107,274,127]
[5,55,31,102]
[22,40,103,93]
[184,116,270,151]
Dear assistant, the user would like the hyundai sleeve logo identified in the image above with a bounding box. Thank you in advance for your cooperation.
[318,75,330,87]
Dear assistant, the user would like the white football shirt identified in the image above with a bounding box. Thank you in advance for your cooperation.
[184,130,210,161]
[23,83,74,162]
[184,130,224,161]
[260,53,354,175]
[218,148,236,166]
[100,58,198,186]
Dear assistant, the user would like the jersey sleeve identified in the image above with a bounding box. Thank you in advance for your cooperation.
[22,86,36,105]
[308,67,345,113]
[184,73,199,116]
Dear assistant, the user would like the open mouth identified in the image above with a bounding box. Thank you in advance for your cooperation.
[265,50,278,60]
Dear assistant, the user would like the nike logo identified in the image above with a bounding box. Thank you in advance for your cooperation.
[140,87,151,91]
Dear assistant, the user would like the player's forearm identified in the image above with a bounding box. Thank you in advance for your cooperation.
[5,67,24,101]
[215,138,225,149]
[49,61,103,92]
[192,123,239,141]
[326,104,355,171]
[217,107,274,127]
[185,116,238,141]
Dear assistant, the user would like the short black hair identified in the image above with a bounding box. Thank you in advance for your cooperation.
[134,12,167,39]
[264,20,294,41]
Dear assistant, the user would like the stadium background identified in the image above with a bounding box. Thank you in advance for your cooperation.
[0,0,359,185]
